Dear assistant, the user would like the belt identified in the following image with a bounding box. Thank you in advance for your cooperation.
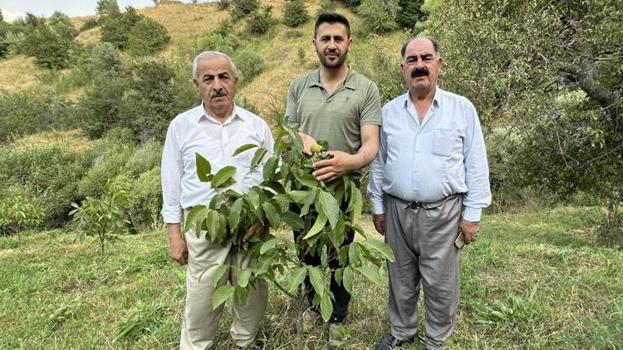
[386,193,463,210]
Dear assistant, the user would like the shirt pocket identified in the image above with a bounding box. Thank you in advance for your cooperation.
[432,128,454,157]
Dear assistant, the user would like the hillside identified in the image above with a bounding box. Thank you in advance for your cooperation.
[0,0,406,117]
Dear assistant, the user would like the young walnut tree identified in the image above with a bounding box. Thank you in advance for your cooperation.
[185,123,395,323]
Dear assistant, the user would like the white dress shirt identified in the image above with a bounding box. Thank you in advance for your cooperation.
[160,104,274,224]
[367,88,491,221]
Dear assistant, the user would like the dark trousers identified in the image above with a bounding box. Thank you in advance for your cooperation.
[291,204,355,324]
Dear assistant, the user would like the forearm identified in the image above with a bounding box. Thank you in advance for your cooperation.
[167,223,183,241]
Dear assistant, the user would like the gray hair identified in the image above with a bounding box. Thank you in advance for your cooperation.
[400,36,441,60]
[192,51,238,80]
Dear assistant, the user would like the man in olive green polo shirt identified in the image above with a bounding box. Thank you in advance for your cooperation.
[285,12,382,337]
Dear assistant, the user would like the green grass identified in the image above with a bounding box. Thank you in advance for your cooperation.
[1,207,622,349]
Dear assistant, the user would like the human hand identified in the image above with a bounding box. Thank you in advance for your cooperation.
[312,150,357,182]
[458,218,480,245]
[299,132,318,156]
[243,223,269,242]
[168,233,188,265]
[373,214,385,235]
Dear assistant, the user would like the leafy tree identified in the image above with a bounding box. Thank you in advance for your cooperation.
[126,16,170,56]
[99,7,141,49]
[283,0,310,28]
[246,6,275,35]
[48,11,78,41]
[424,0,623,245]
[397,0,425,33]
[357,0,400,34]
[96,0,121,16]
[234,50,265,86]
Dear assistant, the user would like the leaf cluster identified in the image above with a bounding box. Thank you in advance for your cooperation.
[187,123,395,321]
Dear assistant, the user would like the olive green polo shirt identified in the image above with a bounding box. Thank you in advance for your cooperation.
[285,68,382,155]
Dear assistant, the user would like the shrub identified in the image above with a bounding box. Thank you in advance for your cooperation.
[357,0,400,34]
[283,0,310,27]
[96,0,121,16]
[195,32,239,55]
[124,140,162,177]
[126,17,170,56]
[397,0,426,33]
[79,18,99,32]
[316,0,336,15]
[246,6,275,35]
[78,75,129,138]
[217,0,230,10]
[48,11,78,41]
[230,0,259,20]
[126,168,162,231]
[89,41,124,78]
[0,90,74,143]
[100,7,142,50]
[0,189,45,235]
[234,50,265,86]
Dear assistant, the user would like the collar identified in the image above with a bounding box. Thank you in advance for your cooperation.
[194,104,247,124]
[307,66,357,90]
[403,86,442,109]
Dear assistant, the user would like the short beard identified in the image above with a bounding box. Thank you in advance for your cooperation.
[316,49,348,69]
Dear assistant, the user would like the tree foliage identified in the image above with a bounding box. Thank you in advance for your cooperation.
[357,0,400,34]
[423,0,623,244]
[187,124,395,321]
[283,0,310,28]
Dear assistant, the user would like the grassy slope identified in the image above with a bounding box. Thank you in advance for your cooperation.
[1,207,621,349]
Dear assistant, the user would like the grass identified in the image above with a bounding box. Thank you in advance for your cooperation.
[1,207,622,349]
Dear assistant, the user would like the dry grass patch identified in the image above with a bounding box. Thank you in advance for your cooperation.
[0,56,41,92]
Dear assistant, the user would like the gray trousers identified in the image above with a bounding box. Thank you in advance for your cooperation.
[384,194,462,350]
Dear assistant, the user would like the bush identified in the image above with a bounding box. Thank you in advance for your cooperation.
[126,17,170,56]
[283,0,309,27]
[234,50,265,86]
[357,0,400,34]
[79,18,100,32]
[316,0,336,15]
[124,140,162,177]
[0,141,93,227]
[246,6,275,35]
[0,189,45,235]
[100,7,142,50]
[126,167,162,231]
[78,75,129,138]
[217,0,230,10]
[230,0,259,20]
[0,90,74,143]
[195,31,239,56]
[96,0,121,16]
[397,0,426,32]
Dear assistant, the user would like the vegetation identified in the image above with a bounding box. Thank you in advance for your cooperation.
[283,0,310,28]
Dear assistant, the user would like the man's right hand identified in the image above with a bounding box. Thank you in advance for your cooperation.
[167,224,188,265]
[299,132,317,156]
[373,214,385,235]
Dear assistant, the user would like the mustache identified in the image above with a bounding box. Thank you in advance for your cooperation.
[411,68,429,78]
[210,90,227,98]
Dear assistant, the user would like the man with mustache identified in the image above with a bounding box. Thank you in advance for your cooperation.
[367,37,491,350]
[161,51,273,350]
[285,12,381,345]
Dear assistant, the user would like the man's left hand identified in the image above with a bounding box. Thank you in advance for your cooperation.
[312,150,357,182]
[458,218,480,245]
[243,223,269,242]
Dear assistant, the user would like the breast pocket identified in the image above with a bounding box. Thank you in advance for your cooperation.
[432,128,454,157]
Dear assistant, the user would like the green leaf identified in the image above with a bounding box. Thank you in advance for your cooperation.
[237,268,251,288]
[360,239,396,262]
[228,198,244,232]
[287,190,310,203]
[206,210,220,241]
[297,173,320,188]
[280,211,304,230]
[307,266,325,296]
[260,237,278,255]
[211,285,234,310]
[348,243,360,266]
[211,264,229,286]
[321,245,328,266]
[287,266,307,294]
[250,147,268,171]
[342,266,353,294]
[232,143,259,156]
[216,213,227,243]
[195,153,212,182]
[245,190,260,211]
[211,166,237,188]
[355,264,384,287]
[317,191,339,229]
[302,213,327,240]
[348,183,363,225]
[185,205,208,234]
[262,202,281,229]
[234,285,249,305]
[320,292,333,322]
[263,156,279,180]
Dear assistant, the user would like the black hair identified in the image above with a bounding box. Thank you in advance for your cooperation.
[314,12,351,38]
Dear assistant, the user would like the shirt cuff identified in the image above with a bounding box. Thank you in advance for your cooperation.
[161,208,183,224]
[462,207,482,222]
[371,200,385,215]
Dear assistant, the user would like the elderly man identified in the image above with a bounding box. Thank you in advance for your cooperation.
[367,37,491,350]
[285,12,381,340]
[161,51,273,350]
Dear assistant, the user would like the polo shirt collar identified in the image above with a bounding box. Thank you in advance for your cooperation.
[307,67,357,90]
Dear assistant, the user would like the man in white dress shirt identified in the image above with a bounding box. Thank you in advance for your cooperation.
[368,37,491,350]
[161,51,274,350]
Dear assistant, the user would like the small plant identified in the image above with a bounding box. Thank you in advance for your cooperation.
[113,302,167,343]
[0,192,45,241]
[246,6,275,35]
[71,177,131,257]
[186,122,395,347]
[297,44,306,65]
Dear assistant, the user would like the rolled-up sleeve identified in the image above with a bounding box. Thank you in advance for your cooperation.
[160,121,184,224]
[367,114,386,215]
